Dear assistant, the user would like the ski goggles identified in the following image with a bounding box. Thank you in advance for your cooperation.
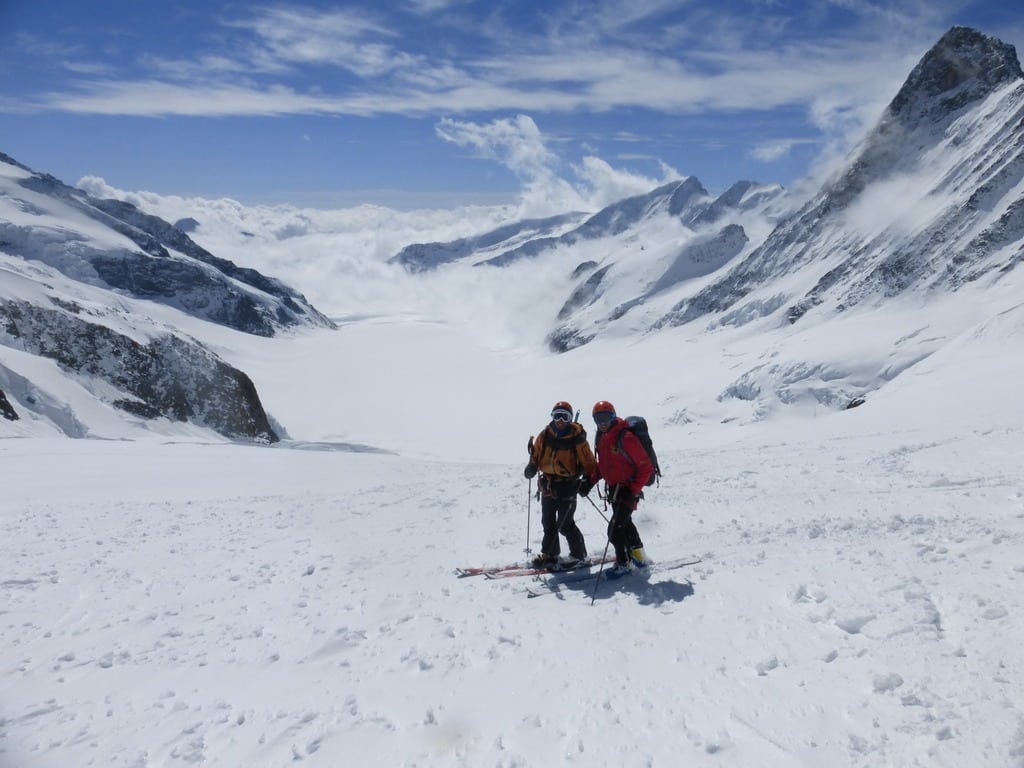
[593,411,615,425]
[551,409,572,422]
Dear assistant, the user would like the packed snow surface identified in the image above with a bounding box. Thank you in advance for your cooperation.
[3,303,1024,766]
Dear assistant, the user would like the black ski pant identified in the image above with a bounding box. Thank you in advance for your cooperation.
[608,497,644,565]
[539,483,587,560]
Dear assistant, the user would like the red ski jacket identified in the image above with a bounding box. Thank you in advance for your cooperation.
[590,418,653,496]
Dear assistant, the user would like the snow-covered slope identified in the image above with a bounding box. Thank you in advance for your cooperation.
[0,153,333,337]
[3,307,1023,767]
[389,211,589,272]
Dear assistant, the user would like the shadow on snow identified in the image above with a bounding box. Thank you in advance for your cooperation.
[547,575,696,606]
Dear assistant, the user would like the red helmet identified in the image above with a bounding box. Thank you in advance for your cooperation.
[592,400,616,416]
[551,401,573,422]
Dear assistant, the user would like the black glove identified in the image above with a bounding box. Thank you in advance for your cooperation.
[524,463,538,479]
[578,478,593,497]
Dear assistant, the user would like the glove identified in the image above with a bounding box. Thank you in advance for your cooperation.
[578,478,593,497]
[524,463,538,479]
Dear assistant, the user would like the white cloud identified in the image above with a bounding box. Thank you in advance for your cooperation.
[573,155,680,207]
[750,138,817,163]
[76,174,526,321]
[436,115,584,215]
[434,115,675,217]
[436,115,557,179]
[17,2,1010,213]
[41,80,370,118]
[19,3,949,126]
[404,0,467,13]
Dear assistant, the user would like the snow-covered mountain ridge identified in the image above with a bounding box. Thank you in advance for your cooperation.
[0,153,335,441]
[0,152,332,337]
[374,26,1024,423]
[396,27,1023,354]
[664,26,1024,329]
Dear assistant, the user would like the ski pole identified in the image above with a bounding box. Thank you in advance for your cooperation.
[590,486,621,605]
[556,497,569,534]
[525,477,532,557]
[591,512,616,606]
[528,438,536,561]
[583,492,609,523]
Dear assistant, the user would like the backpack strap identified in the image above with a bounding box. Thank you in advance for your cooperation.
[615,429,635,477]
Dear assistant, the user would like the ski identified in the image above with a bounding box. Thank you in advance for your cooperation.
[455,561,531,578]
[455,554,614,579]
[525,555,702,598]
[482,554,617,580]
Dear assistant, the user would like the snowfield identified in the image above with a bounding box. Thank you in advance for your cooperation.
[3,311,1024,767]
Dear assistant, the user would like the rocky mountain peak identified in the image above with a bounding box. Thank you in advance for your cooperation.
[888,26,1022,124]
[651,25,1024,337]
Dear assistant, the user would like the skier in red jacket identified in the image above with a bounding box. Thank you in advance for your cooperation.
[579,400,653,578]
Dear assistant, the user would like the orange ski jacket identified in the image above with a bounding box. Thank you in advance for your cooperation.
[528,421,597,480]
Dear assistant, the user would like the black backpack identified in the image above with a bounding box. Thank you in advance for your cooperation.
[596,415,662,487]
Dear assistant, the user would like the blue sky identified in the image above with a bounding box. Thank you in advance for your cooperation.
[1,1,1021,211]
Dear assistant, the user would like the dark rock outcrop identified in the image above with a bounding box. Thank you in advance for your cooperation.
[0,387,18,420]
[0,299,278,441]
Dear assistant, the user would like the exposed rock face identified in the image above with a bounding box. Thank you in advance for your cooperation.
[0,299,278,441]
[547,325,596,353]
[0,387,17,420]
[888,26,1022,125]
[0,151,335,440]
[557,265,613,321]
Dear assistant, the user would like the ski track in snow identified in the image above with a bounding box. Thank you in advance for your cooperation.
[2,425,1024,767]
